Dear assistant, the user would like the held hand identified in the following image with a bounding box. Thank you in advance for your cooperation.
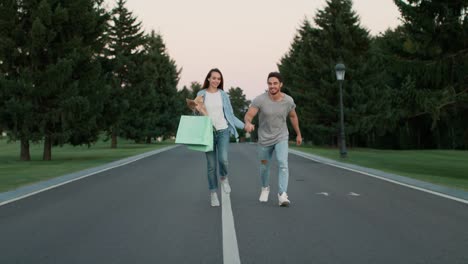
[244,123,255,132]
[296,135,302,146]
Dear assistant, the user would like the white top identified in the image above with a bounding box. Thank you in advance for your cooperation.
[204,91,228,131]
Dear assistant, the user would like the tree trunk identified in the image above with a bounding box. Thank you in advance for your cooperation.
[464,128,468,150]
[436,127,441,149]
[417,129,421,149]
[451,126,455,150]
[146,136,151,144]
[111,132,117,149]
[20,138,31,161]
[43,135,52,161]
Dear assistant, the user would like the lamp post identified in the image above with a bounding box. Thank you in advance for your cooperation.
[335,63,347,158]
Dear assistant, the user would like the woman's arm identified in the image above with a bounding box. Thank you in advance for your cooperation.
[233,116,244,129]
[225,92,245,128]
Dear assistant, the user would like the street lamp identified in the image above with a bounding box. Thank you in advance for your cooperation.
[335,62,347,158]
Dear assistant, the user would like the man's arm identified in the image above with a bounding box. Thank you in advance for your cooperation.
[244,107,258,132]
[289,109,302,145]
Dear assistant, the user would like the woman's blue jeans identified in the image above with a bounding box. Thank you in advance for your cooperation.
[205,128,230,191]
[258,140,289,194]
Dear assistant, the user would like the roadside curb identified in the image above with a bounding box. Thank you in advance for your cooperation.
[289,149,468,204]
[0,145,179,207]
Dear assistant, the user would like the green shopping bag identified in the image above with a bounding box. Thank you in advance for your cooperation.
[175,115,214,152]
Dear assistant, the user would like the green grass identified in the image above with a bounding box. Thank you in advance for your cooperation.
[2,138,467,194]
[291,145,468,191]
[0,138,173,193]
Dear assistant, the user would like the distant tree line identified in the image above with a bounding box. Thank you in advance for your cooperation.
[0,0,251,161]
[0,0,186,161]
[279,0,468,149]
[2,0,465,163]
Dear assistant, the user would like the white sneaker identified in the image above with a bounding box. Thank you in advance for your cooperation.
[259,186,270,202]
[220,178,231,194]
[211,192,220,207]
[278,192,290,207]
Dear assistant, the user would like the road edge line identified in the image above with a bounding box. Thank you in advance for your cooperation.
[0,145,179,207]
[289,149,468,205]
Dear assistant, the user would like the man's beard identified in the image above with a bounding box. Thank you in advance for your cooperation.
[269,89,279,95]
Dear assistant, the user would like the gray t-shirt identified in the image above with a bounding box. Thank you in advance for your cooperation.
[251,92,296,146]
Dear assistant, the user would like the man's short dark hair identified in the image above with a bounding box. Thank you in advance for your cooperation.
[267,72,283,83]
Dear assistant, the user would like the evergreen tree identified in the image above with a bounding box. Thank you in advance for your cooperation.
[145,31,180,140]
[352,32,402,148]
[190,81,202,98]
[389,0,468,148]
[36,0,110,160]
[103,0,145,148]
[279,20,323,144]
[1,0,109,160]
[279,0,371,146]
[227,87,250,119]
[122,30,179,142]
[177,85,193,115]
[0,0,38,160]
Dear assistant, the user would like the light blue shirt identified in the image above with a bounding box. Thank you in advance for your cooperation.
[197,89,245,139]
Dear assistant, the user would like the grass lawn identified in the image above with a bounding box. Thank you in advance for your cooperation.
[0,137,173,193]
[291,145,468,191]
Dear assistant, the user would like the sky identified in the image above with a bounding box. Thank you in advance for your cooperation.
[105,0,402,100]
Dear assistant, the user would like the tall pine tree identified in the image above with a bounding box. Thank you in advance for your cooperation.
[1,0,110,160]
[103,0,145,148]
[35,0,110,160]
[122,30,180,142]
[389,0,468,148]
[0,0,40,160]
[279,0,371,146]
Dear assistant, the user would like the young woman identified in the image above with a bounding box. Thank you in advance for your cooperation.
[194,68,244,206]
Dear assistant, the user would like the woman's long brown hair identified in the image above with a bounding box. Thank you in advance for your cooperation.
[202,68,224,90]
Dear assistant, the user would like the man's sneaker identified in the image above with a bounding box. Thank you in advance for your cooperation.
[259,186,270,202]
[220,178,231,194]
[278,192,290,207]
[211,192,220,207]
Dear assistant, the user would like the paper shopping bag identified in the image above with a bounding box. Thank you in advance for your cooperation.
[175,115,213,152]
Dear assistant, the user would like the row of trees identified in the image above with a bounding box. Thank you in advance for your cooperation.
[0,0,182,160]
[2,0,464,164]
[279,0,468,149]
[0,0,252,161]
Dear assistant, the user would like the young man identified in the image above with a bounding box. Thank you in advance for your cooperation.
[244,72,302,206]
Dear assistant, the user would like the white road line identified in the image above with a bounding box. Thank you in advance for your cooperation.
[0,145,178,207]
[290,149,468,205]
[221,191,241,264]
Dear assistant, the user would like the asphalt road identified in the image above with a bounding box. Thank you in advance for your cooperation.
[1,144,467,264]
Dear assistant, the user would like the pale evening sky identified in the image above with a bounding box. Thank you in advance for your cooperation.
[105,0,401,100]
